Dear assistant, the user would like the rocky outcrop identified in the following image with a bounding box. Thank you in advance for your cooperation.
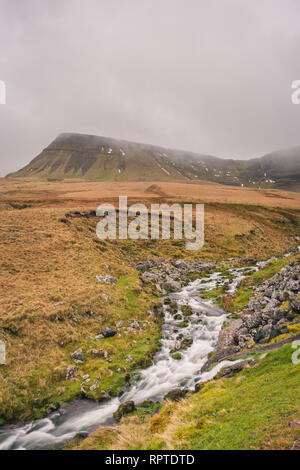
[218,260,300,352]
[134,256,253,294]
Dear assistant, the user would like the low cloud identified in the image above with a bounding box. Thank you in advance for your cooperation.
[1,0,300,176]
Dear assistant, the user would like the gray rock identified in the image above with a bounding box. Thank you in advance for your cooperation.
[96,275,117,284]
[164,278,181,292]
[248,299,261,312]
[218,359,258,378]
[113,401,135,421]
[0,203,14,210]
[241,312,262,330]
[164,388,189,402]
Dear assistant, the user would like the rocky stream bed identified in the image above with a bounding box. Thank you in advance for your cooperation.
[0,250,299,450]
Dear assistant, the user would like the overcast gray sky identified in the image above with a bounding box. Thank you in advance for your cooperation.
[1,0,300,176]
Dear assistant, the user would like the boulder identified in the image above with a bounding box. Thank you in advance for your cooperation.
[253,329,266,344]
[100,327,117,338]
[268,326,289,342]
[248,299,262,312]
[241,311,262,330]
[229,319,243,330]
[66,365,77,380]
[96,275,117,284]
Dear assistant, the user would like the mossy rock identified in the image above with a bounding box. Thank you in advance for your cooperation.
[179,320,189,328]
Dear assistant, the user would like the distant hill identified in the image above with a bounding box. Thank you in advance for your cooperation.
[7,133,300,191]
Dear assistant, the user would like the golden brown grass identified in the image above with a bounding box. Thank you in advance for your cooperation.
[1,178,300,209]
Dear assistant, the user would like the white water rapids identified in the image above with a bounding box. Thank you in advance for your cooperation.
[0,266,256,450]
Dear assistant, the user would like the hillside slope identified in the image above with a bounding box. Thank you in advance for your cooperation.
[7,133,300,190]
